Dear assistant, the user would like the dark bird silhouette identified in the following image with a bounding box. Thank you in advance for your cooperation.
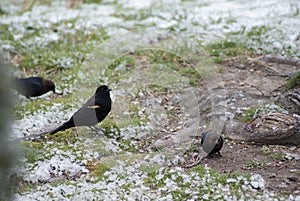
[201,131,223,157]
[13,77,56,98]
[50,85,112,135]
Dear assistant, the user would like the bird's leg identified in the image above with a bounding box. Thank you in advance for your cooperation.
[89,126,97,131]
[205,154,213,159]
[89,126,106,136]
[216,152,222,157]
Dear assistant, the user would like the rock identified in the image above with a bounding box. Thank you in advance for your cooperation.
[274,89,300,114]
[243,112,300,145]
[284,153,300,160]
[250,174,265,190]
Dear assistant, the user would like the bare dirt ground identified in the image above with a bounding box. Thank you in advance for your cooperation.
[204,140,300,195]
[200,55,300,195]
[149,54,300,195]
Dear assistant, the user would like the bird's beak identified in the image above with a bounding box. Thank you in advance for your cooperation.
[107,88,112,92]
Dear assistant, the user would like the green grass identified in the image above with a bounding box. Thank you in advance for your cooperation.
[144,165,252,200]
[83,0,104,3]
[0,19,108,73]
[204,39,249,63]
[244,159,265,169]
[240,103,284,123]
[285,72,300,89]
[113,10,152,22]
[262,148,285,160]
[89,162,110,181]
[134,49,201,85]
[240,106,261,123]
[4,1,299,199]
[15,142,40,165]
[246,25,272,38]
[14,94,74,120]
[270,153,285,160]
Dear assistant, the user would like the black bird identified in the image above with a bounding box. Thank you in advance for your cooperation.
[201,131,224,157]
[50,85,112,134]
[13,77,56,98]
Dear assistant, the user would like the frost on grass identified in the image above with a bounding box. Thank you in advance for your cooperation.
[1,0,299,58]
[13,160,293,201]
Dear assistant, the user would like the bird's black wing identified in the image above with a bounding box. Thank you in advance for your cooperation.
[28,79,44,96]
[200,132,207,146]
[14,78,42,98]
[72,95,100,127]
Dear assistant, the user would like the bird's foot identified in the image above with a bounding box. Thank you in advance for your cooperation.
[216,152,222,157]
[206,152,222,159]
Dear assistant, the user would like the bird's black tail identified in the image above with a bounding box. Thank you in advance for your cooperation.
[49,120,74,134]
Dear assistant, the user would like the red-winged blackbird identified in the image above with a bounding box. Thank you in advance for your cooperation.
[201,131,224,157]
[50,85,112,134]
[13,77,56,98]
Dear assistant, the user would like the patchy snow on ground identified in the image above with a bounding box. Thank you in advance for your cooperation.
[2,0,300,200]
[13,160,297,201]
[11,102,72,140]
[1,0,299,55]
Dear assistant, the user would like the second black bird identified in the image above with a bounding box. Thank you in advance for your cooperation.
[201,131,224,157]
[13,77,56,98]
[50,85,112,134]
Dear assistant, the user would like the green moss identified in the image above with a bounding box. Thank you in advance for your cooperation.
[240,103,284,123]
[285,72,300,89]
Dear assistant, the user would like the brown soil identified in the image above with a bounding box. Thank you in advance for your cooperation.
[198,55,300,195]
[203,139,300,195]
[149,54,300,195]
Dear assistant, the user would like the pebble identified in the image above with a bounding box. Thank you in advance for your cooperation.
[250,174,265,190]
[289,169,299,173]
[138,92,144,98]
[285,153,300,160]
